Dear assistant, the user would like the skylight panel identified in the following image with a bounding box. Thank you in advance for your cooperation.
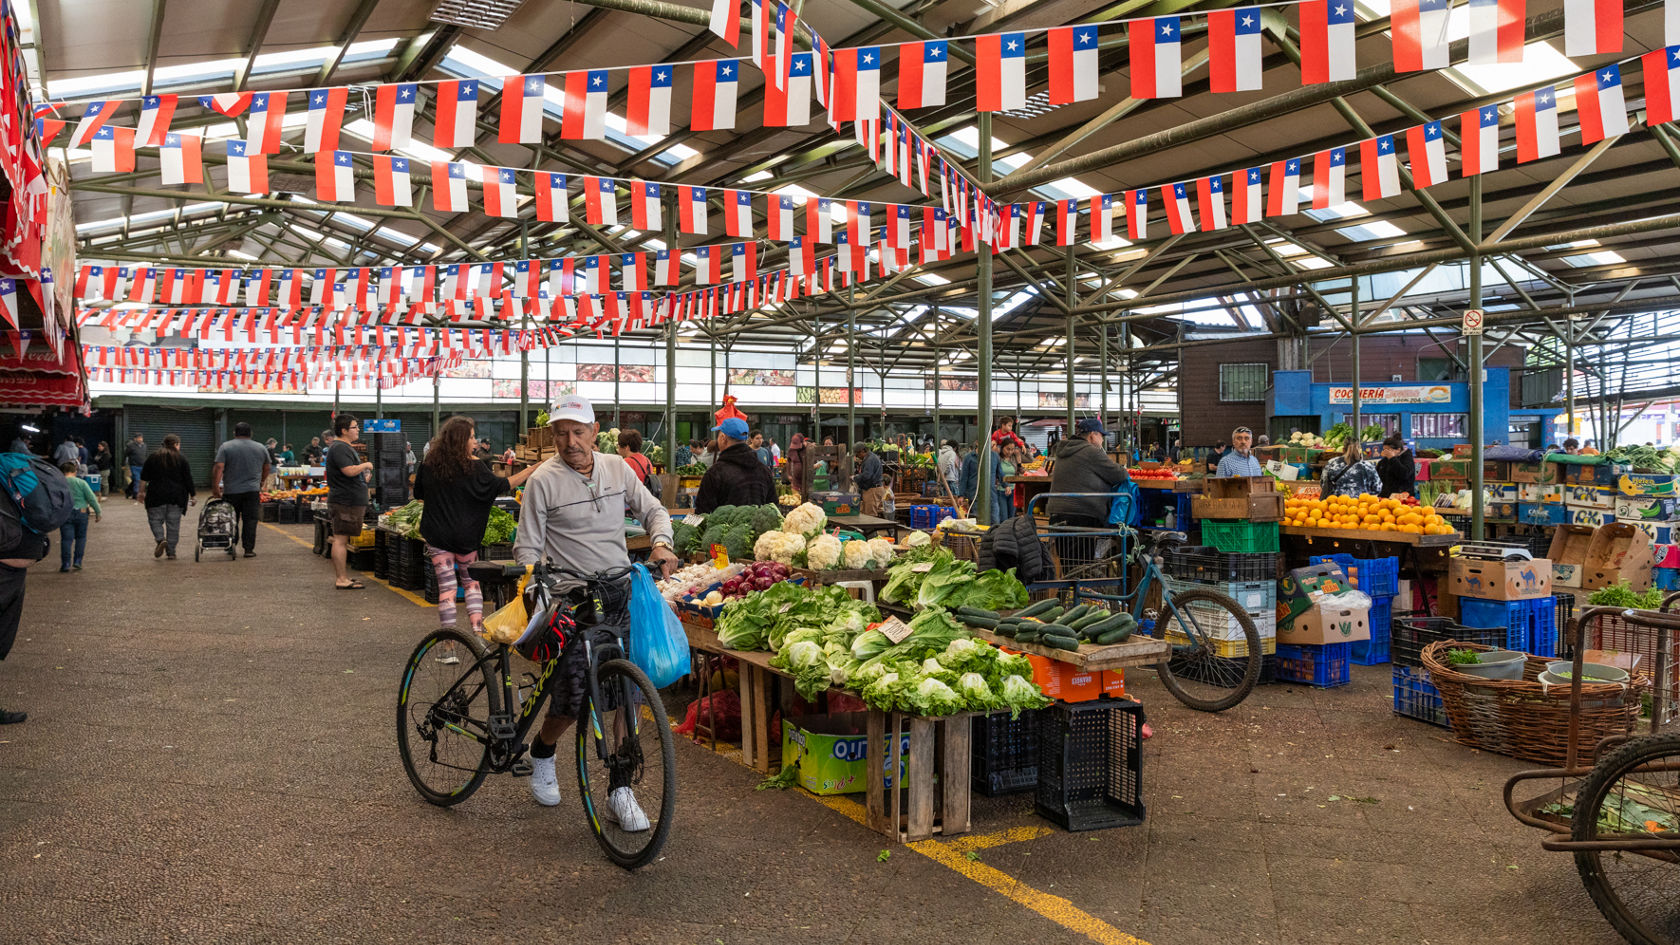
[914,272,950,286]
[1336,219,1407,241]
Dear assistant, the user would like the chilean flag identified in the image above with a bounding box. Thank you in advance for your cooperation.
[1130,18,1182,99]
[273,269,301,308]
[694,245,721,284]
[890,203,912,248]
[1392,0,1452,72]
[1361,134,1401,199]
[1054,198,1079,245]
[1565,0,1622,56]
[432,161,470,212]
[1233,168,1264,224]
[1643,46,1680,126]
[996,203,1020,248]
[499,74,547,144]
[1514,86,1560,162]
[1268,158,1302,215]
[1299,0,1357,83]
[1025,200,1046,245]
[898,40,949,109]
[136,94,177,146]
[627,64,673,136]
[768,194,796,240]
[631,181,662,231]
[1196,176,1228,230]
[373,155,411,207]
[1208,9,1264,93]
[789,236,814,276]
[129,267,157,304]
[563,69,609,139]
[159,132,202,185]
[730,243,756,282]
[224,139,267,194]
[1047,26,1100,104]
[1088,194,1115,242]
[1406,121,1449,187]
[1468,0,1526,65]
[764,51,813,126]
[246,91,286,154]
[90,126,135,173]
[1575,65,1629,143]
[200,93,252,117]
[433,79,479,148]
[773,1,798,90]
[692,59,740,131]
[512,260,540,298]
[728,189,755,237]
[621,253,647,291]
[709,0,740,46]
[845,200,871,246]
[829,47,881,122]
[372,83,418,150]
[69,100,121,147]
[534,171,568,222]
[243,268,270,307]
[1460,105,1501,174]
[807,197,833,242]
[584,176,618,225]
[316,150,355,202]
[1162,182,1195,233]
[1312,146,1346,209]
[304,87,347,153]
[655,249,676,287]
[680,186,709,235]
[975,33,1028,111]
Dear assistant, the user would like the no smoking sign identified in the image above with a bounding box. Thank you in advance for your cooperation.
[1462,309,1484,335]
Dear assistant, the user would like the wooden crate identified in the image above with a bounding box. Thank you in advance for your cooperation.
[864,709,974,842]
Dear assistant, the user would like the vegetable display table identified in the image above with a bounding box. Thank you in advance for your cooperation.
[1278,525,1458,547]
[826,513,901,540]
[964,627,1170,672]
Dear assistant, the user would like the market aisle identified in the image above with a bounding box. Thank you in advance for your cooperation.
[0,501,1630,945]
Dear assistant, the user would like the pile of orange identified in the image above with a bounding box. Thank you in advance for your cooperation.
[1283,494,1455,535]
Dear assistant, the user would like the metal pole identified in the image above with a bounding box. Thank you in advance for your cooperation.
[613,333,621,430]
[1100,325,1109,436]
[431,371,440,435]
[812,313,821,441]
[1565,335,1576,443]
[519,221,531,432]
[932,310,942,447]
[1350,279,1362,445]
[847,306,857,449]
[709,335,717,410]
[974,113,996,524]
[1065,245,1076,433]
[663,203,678,476]
[1468,176,1485,540]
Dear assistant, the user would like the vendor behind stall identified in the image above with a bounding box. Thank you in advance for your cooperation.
[1047,418,1131,528]
[1377,433,1417,498]
[1213,427,1262,478]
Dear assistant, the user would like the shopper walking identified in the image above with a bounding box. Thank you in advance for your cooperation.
[55,462,101,572]
[92,441,114,495]
[749,429,772,468]
[211,422,272,559]
[994,441,1020,523]
[1214,427,1263,478]
[138,434,195,559]
[326,414,372,590]
[937,439,960,494]
[617,429,659,496]
[785,433,808,493]
[853,444,886,516]
[0,450,57,723]
[124,433,148,499]
[51,437,77,470]
[694,418,775,513]
[415,416,535,633]
[958,441,980,516]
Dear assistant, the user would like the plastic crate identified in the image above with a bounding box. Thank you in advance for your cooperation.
[1162,576,1275,615]
[1459,597,1558,657]
[260,502,279,522]
[1554,593,1577,655]
[1035,699,1146,832]
[909,504,955,529]
[1391,616,1506,668]
[1199,520,1280,554]
[1392,665,1450,727]
[1352,596,1393,665]
[1162,546,1279,583]
[1275,642,1352,688]
[1307,553,1400,597]
[1657,568,1680,592]
[971,709,1041,797]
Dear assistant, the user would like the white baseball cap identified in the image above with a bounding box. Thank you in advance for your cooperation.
[549,395,596,425]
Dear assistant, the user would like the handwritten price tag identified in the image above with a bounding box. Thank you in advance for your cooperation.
[910,562,935,573]
[878,616,914,644]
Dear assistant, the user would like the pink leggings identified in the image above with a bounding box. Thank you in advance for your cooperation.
[427,547,482,629]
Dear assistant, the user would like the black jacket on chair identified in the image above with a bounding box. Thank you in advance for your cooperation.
[978,514,1055,584]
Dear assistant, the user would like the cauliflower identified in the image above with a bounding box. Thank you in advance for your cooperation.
[807,533,842,570]
[866,537,896,569]
[842,538,873,570]
[752,529,807,565]
[903,530,932,548]
[783,502,828,537]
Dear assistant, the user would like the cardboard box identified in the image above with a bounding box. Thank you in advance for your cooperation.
[1570,508,1616,527]
[1548,525,1596,589]
[1582,522,1655,592]
[1101,669,1126,697]
[781,713,911,796]
[1452,444,1476,457]
[1487,501,1518,521]
[1263,459,1300,482]
[1276,599,1372,646]
[1631,522,1677,545]
[1414,458,1432,482]
[1193,492,1285,522]
[1614,496,1678,521]
[1435,459,1508,482]
[1566,485,1615,510]
[1489,484,1519,503]
[1518,483,1564,504]
[1517,502,1570,526]
[1510,461,1562,484]
[1564,463,1619,486]
[1617,472,1678,497]
[1277,563,1350,626]
[1446,557,1553,601]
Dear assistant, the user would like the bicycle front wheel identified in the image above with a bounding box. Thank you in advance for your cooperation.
[576,657,677,870]
[1572,733,1680,945]
[1153,587,1262,712]
[397,628,496,806]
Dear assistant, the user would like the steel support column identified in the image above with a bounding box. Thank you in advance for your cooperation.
[1065,245,1077,432]
[1351,280,1362,442]
[1468,177,1485,540]
[974,114,996,524]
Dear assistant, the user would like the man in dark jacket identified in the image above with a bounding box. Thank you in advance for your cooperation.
[1047,418,1131,527]
[1377,433,1418,498]
[853,444,886,516]
[694,417,775,513]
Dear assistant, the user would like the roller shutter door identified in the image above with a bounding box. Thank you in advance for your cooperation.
[125,406,216,486]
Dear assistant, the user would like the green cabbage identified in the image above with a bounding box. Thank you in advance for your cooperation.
[999,675,1052,720]
[957,673,1002,711]
[904,677,965,717]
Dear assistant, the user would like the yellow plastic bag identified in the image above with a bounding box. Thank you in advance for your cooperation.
[481,566,533,644]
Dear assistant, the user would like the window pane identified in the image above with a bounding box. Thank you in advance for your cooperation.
[1339,413,1400,435]
[1220,363,1269,402]
[1411,413,1467,438]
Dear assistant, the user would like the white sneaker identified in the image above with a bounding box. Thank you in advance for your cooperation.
[528,753,561,806]
[603,786,650,832]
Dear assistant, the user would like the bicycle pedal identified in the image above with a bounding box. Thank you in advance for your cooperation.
[510,759,532,776]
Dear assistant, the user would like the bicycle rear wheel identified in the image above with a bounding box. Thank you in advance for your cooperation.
[397,628,496,806]
[576,658,676,870]
[1572,733,1680,945]
[1153,587,1262,712]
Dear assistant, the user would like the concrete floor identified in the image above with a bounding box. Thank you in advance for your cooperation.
[0,502,1636,944]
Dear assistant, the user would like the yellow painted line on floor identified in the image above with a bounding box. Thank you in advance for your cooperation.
[262,523,434,609]
[942,825,1055,852]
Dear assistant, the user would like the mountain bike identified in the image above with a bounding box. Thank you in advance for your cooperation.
[396,563,677,870]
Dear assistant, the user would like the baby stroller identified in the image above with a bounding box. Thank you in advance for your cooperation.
[196,498,238,561]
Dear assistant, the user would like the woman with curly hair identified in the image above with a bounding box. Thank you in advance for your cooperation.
[415,416,536,637]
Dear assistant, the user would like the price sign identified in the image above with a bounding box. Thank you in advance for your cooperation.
[1462,309,1484,335]
[910,561,935,573]
[878,616,914,644]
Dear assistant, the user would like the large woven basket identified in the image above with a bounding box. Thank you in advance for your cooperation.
[1421,640,1646,766]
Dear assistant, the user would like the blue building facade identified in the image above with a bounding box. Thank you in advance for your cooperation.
[1268,368,1513,450]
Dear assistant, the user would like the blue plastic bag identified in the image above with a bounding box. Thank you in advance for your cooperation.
[628,562,692,689]
[1107,483,1141,526]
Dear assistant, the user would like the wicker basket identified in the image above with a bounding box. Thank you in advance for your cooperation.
[936,530,981,563]
[1421,640,1645,766]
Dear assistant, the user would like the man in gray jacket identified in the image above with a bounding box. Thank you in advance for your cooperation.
[1047,418,1131,528]
[514,395,678,828]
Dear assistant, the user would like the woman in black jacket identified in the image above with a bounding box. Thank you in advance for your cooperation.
[1377,433,1418,498]
[138,434,196,559]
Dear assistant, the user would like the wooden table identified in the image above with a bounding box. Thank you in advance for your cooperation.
[966,627,1171,671]
[1278,525,1459,547]
[828,513,901,540]
[1005,475,1053,512]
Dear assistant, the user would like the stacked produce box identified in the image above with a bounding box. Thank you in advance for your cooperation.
[1273,561,1371,688]
[1443,551,1558,656]
[1168,476,1285,672]
[1308,553,1398,664]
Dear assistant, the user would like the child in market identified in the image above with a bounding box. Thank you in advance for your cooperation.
[57,461,101,572]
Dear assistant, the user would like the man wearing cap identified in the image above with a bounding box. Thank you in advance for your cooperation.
[1215,426,1264,478]
[694,417,775,514]
[1047,418,1131,529]
[513,396,678,827]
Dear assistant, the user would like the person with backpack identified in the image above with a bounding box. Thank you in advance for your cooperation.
[55,462,101,572]
[0,443,75,722]
[616,429,661,499]
[124,433,148,499]
[138,434,196,559]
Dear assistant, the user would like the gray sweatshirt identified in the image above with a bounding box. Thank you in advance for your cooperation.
[514,452,673,571]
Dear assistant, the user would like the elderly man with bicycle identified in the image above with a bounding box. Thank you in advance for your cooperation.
[513,396,680,828]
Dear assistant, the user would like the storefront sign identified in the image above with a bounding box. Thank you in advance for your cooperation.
[1328,385,1452,405]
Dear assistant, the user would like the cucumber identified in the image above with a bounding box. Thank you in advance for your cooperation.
[956,605,1000,621]
[1069,611,1110,632]
[964,615,1000,630]
[1016,599,1057,619]
[1014,628,1041,644]
[1038,606,1065,622]
[992,624,1017,639]
[1083,614,1133,637]
[1037,622,1077,638]
[1095,627,1135,645]
[1060,603,1093,623]
[1042,633,1082,651]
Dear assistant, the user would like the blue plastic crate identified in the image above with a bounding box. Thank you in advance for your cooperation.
[1352,596,1393,665]
[1657,568,1680,592]
[1392,665,1449,727]
[1458,597,1558,657]
[1275,642,1352,688]
[1308,553,1399,597]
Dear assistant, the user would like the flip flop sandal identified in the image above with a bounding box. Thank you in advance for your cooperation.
[336,581,366,590]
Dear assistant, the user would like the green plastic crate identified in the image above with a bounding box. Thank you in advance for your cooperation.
[1200,520,1280,554]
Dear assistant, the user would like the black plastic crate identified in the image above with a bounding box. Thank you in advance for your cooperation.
[311,516,327,555]
[277,501,300,524]
[1172,651,1277,686]
[1554,593,1577,656]
[348,547,376,573]
[1392,665,1450,727]
[1035,699,1146,831]
[972,709,1040,796]
[1391,616,1506,668]
[260,502,279,522]
[1162,545,1279,584]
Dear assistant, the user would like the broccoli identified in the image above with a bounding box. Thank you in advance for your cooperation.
[672,520,701,556]
[705,505,743,529]
[721,523,754,561]
[749,504,784,540]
